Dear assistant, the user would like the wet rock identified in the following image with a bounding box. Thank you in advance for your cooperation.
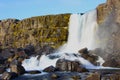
[10,60,25,75]
[71,75,81,80]
[79,48,99,66]
[102,58,119,67]
[51,73,59,79]
[36,45,55,60]
[97,0,120,65]
[56,59,88,72]
[79,47,88,54]
[24,44,35,56]
[0,57,6,64]
[40,45,55,55]
[86,73,100,80]
[0,14,70,49]
[1,72,18,80]
[17,48,28,58]
[101,74,120,80]
[7,48,28,65]
[26,70,41,74]
[0,66,6,74]
[0,48,14,59]
[101,53,120,68]
[48,54,60,59]
[43,66,57,72]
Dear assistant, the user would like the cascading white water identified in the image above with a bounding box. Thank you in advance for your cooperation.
[22,9,103,71]
[22,55,58,71]
[59,14,82,53]
[60,10,98,53]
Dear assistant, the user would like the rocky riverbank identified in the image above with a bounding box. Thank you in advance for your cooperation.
[0,45,120,80]
[1,69,120,80]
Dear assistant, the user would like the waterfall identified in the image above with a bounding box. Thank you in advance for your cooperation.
[22,10,101,71]
[60,10,98,53]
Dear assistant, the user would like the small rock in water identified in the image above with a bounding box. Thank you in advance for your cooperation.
[26,70,41,74]
[51,73,59,79]
[101,74,120,80]
[78,47,88,54]
[71,75,81,80]
[85,72,100,80]
[1,72,18,80]
[43,65,57,72]
[10,60,25,75]
[48,54,60,59]
[0,66,6,74]
[78,48,99,66]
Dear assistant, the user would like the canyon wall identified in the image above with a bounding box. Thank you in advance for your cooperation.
[96,0,120,61]
[0,14,70,49]
[97,0,120,24]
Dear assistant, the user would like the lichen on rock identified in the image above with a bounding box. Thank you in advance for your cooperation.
[0,14,70,49]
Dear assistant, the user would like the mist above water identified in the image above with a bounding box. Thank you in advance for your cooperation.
[59,10,98,53]
[22,9,106,71]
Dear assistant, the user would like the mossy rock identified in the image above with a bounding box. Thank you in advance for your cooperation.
[0,14,70,49]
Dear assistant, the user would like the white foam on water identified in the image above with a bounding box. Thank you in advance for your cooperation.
[22,55,58,71]
[59,10,98,53]
[23,9,116,70]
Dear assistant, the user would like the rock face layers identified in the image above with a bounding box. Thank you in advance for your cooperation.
[97,0,120,24]
[97,0,120,67]
[0,14,70,49]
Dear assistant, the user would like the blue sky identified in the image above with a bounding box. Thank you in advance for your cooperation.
[0,0,106,20]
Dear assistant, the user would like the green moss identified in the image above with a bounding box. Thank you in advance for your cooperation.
[0,14,70,49]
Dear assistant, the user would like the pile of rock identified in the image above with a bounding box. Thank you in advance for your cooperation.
[56,59,88,72]
[78,48,99,66]
[1,60,25,80]
[102,54,120,68]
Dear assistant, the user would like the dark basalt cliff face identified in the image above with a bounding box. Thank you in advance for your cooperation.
[97,0,120,24]
[0,14,70,49]
[97,0,120,67]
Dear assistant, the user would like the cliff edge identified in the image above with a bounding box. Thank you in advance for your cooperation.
[0,14,70,49]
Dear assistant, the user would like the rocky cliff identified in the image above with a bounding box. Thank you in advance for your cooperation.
[97,0,120,24]
[97,0,120,67]
[0,14,70,49]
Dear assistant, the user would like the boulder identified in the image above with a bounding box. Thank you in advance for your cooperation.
[43,66,57,72]
[79,48,99,66]
[85,73,100,80]
[1,72,18,80]
[37,45,55,55]
[56,59,88,72]
[36,45,55,60]
[10,60,25,75]
[26,70,41,74]
[7,47,28,65]
[0,57,6,65]
[102,53,120,68]
[17,47,28,58]
[101,74,120,80]
[79,47,88,54]
[0,48,14,59]
[0,66,6,74]
[71,75,81,80]
[24,44,35,56]
[51,73,59,79]
[102,58,119,67]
